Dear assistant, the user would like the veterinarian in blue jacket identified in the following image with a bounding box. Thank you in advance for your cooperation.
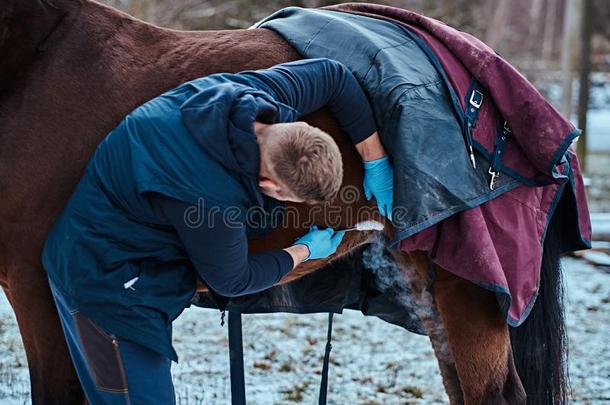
[42,58,393,404]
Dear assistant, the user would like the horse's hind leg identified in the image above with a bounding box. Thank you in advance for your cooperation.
[430,263,526,404]
[6,262,85,404]
[391,250,463,404]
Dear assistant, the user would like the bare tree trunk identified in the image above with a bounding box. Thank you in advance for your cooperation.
[529,0,544,55]
[560,0,582,117]
[577,0,593,171]
[485,0,512,50]
[542,0,559,62]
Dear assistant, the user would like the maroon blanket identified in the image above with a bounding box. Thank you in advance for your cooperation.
[324,3,592,325]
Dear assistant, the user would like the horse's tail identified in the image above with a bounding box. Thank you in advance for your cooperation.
[509,210,569,404]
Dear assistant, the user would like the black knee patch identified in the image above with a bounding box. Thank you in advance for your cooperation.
[74,313,129,393]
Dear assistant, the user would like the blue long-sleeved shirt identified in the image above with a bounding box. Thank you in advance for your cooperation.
[155,58,377,297]
[239,58,376,143]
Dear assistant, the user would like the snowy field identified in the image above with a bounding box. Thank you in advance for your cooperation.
[0,257,608,404]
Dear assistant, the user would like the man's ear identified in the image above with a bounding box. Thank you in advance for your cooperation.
[258,178,281,192]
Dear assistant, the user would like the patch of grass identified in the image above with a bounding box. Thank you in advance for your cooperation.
[263,350,277,361]
[282,381,310,402]
[361,376,373,384]
[385,361,398,370]
[252,361,271,370]
[306,336,317,345]
[401,385,424,399]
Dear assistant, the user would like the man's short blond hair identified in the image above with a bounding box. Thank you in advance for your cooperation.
[265,122,343,204]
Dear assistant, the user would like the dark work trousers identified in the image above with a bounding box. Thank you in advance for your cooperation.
[48,276,175,405]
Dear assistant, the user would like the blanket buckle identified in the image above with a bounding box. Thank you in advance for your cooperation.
[469,89,483,109]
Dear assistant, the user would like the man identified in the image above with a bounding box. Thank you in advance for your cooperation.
[42,57,393,403]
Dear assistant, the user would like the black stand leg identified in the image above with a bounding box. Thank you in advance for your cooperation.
[228,311,246,405]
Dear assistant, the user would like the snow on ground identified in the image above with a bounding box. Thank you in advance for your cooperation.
[170,309,445,404]
[563,258,610,404]
[0,296,30,405]
[586,154,610,213]
[0,257,608,404]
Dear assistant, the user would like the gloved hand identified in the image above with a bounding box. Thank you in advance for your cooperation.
[363,155,394,220]
[292,225,345,261]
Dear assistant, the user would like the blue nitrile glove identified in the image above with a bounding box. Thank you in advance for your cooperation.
[292,225,346,261]
[363,156,394,221]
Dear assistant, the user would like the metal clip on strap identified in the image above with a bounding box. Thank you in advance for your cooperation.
[488,166,500,191]
[488,121,511,191]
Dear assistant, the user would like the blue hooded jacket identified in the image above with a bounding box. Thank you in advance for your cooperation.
[42,58,377,361]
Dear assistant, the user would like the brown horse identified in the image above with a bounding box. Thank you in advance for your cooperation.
[0,0,568,404]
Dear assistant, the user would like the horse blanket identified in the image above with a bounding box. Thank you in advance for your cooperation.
[253,4,592,325]
[194,3,591,327]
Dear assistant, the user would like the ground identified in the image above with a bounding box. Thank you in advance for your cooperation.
[0,257,608,404]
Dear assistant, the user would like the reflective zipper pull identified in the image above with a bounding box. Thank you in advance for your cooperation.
[469,146,476,169]
[123,277,139,290]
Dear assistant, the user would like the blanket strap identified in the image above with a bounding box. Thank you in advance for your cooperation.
[464,80,485,169]
[227,311,335,405]
[488,121,512,190]
[318,312,334,405]
[228,311,246,405]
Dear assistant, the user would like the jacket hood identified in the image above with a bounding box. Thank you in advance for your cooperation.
[180,81,298,211]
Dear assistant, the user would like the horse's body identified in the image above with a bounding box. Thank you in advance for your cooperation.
[1,1,566,403]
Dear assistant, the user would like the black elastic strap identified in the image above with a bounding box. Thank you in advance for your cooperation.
[487,121,511,190]
[490,121,511,172]
[318,312,334,405]
[463,80,485,168]
[228,311,246,405]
